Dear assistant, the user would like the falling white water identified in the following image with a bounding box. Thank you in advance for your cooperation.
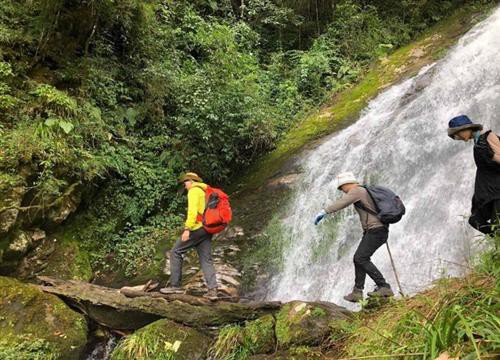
[268,7,500,307]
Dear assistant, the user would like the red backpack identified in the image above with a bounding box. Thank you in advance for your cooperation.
[196,186,232,234]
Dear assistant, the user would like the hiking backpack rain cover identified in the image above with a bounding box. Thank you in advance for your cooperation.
[360,185,406,224]
[202,186,232,234]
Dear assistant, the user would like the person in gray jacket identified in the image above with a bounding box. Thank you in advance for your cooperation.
[314,172,394,302]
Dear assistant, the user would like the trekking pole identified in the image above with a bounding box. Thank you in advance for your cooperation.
[385,241,405,297]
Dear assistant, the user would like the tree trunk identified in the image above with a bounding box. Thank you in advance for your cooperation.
[37,276,281,330]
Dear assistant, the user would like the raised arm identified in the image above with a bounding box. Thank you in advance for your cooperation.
[324,188,363,214]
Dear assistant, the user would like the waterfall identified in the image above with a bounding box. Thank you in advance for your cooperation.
[268,7,500,306]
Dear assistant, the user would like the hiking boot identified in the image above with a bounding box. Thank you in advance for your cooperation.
[159,286,183,295]
[343,288,363,303]
[367,286,394,298]
[204,288,218,300]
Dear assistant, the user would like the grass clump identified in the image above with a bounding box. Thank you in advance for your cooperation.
[210,324,247,360]
[339,233,500,359]
[211,315,276,360]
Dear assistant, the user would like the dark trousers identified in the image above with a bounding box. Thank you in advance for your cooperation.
[469,199,500,235]
[353,227,389,290]
[169,228,217,289]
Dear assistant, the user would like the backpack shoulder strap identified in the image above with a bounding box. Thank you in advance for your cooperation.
[353,185,377,215]
[354,201,378,217]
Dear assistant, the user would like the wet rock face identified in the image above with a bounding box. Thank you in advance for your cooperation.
[399,65,436,106]
[110,318,211,360]
[0,276,88,359]
[275,301,351,348]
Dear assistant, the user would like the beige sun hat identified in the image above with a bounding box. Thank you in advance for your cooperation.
[336,172,358,189]
[179,172,203,183]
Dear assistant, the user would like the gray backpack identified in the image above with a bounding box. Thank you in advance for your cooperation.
[355,185,406,224]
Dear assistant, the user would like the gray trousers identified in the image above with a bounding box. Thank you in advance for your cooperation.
[169,228,218,289]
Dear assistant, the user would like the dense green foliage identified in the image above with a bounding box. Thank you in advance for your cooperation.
[0,0,493,276]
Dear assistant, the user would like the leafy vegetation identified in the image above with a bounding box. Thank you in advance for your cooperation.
[0,339,59,360]
[0,0,496,276]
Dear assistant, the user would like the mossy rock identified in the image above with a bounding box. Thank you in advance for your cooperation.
[110,318,211,360]
[275,301,350,348]
[39,238,93,281]
[0,276,88,359]
[242,314,276,354]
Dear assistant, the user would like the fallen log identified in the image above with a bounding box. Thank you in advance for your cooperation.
[119,287,244,304]
[37,276,281,330]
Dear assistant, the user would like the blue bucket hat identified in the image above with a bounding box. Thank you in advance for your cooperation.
[447,115,483,139]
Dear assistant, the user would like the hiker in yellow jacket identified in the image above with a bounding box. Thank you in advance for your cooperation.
[160,172,218,299]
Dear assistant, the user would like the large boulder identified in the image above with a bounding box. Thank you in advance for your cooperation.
[110,318,211,360]
[0,276,88,359]
[275,301,350,348]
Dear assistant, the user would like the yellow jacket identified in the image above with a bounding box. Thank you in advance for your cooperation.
[185,182,207,230]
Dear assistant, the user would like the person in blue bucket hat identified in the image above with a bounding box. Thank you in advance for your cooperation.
[448,115,500,235]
